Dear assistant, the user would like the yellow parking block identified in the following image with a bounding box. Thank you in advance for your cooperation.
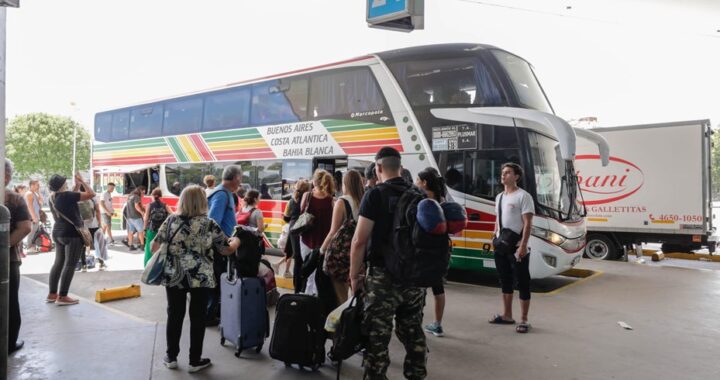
[95,284,142,303]
[641,250,720,262]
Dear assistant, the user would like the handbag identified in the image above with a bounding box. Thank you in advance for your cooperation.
[290,193,315,235]
[328,294,366,380]
[492,193,523,255]
[141,216,184,286]
[323,198,355,282]
[49,195,93,247]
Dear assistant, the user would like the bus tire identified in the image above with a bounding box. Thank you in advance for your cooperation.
[585,234,619,261]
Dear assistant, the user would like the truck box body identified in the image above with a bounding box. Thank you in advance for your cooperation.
[575,120,715,258]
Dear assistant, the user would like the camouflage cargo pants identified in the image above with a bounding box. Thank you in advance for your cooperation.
[362,268,427,380]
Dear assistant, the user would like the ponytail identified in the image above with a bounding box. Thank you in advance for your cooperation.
[418,167,446,202]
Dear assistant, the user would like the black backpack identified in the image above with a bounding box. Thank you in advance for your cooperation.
[381,183,450,288]
[233,227,262,278]
[149,204,169,232]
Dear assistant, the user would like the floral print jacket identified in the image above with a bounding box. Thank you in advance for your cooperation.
[154,215,230,289]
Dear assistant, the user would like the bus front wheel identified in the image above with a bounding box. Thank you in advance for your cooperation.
[585,234,620,261]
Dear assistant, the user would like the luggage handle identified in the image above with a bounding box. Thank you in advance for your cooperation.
[226,256,241,284]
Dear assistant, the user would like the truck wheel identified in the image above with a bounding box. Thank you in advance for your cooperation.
[585,234,619,260]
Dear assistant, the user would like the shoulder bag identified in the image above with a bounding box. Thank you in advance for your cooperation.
[492,193,523,255]
[141,216,185,286]
[290,192,315,235]
[50,194,93,247]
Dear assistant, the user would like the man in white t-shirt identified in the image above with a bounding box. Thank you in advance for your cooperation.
[488,162,535,333]
[99,183,116,245]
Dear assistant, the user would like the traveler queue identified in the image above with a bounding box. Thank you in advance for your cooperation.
[147,147,533,378]
[4,145,535,377]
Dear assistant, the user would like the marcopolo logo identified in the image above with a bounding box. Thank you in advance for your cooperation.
[575,155,644,205]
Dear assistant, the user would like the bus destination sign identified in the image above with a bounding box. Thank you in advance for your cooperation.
[431,124,477,151]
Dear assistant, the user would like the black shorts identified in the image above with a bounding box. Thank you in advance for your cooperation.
[431,282,444,296]
[494,250,531,301]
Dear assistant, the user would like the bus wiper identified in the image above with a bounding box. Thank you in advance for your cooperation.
[576,178,588,217]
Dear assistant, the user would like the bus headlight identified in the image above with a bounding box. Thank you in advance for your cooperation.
[531,227,585,252]
[531,226,566,245]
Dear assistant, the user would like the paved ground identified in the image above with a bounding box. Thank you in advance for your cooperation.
[8,241,720,379]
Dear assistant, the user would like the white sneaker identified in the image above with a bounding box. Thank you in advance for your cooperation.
[163,356,178,369]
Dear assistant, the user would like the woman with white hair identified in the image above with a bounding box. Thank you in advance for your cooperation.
[151,185,240,373]
[46,173,96,305]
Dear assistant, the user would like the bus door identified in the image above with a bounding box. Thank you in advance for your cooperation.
[149,167,160,192]
[313,156,347,174]
[313,156,348,192]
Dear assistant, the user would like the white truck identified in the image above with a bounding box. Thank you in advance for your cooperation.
[575,120,716,259]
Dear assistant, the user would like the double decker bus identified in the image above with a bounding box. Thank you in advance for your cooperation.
[92,43,608,279]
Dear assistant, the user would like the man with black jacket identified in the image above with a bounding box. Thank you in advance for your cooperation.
[349,147,427,380]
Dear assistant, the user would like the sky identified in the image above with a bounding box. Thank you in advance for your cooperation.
[5,0,720,132]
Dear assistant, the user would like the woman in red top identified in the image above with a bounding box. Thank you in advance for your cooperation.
[299,169,334,296]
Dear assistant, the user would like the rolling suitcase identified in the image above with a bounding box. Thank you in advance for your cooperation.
[269,293,326,371]
[219,261,269,358]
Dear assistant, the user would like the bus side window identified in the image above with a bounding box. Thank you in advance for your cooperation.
[111,111,130,141]
[254,160,282,200]
[465,150,522,201]
[95,113,112,142]
[164,97,203,136]
[438,152,465,193]
[282,160,312,200]
[309,67,389,123]
[130,104,163,139]
[203,87,251,132]
[250,77,307,126]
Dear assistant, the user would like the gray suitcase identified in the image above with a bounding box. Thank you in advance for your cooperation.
[219,263,269,357]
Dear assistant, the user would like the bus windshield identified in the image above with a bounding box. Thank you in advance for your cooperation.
[387,56,506,108]
[528,131,583,221]
[491,50,553,113]
[387,51,552,113]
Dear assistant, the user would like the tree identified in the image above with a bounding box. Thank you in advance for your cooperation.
[6,113,91,181]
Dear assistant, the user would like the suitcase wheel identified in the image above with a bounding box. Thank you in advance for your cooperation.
[255,343,263,353]
[220,337,225,346]
[234,349,242,358]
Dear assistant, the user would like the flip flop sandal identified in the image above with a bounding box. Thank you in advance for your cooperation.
[516,322,531,333]
[489,314,516,324]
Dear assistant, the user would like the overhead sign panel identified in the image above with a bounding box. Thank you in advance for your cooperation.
[367,0,424,32]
